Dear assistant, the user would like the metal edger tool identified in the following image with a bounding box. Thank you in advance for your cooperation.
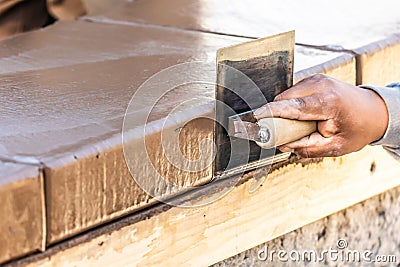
[213,30,317,191]
[228,110,317,149]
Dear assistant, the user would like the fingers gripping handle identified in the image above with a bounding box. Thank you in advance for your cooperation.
[256,118,317,149]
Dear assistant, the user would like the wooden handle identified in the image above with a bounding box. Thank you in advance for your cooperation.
[256,118,317,149]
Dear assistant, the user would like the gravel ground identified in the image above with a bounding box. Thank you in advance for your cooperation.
[213,186,400,267]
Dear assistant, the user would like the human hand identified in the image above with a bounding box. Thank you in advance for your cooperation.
[253,74,389,157]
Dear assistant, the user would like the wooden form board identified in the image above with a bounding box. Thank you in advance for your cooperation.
[10,145,400,267]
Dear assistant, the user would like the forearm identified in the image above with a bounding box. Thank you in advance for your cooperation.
[360,82,400,159]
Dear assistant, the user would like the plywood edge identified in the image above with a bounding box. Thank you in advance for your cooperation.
[38,170,47,253]
[10,145,400,267]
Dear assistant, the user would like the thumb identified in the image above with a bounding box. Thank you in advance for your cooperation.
[254,94,328,121]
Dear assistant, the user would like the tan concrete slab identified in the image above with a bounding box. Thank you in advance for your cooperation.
[0,161,45,265]
[0,20,355,245]
[85,0,400,48]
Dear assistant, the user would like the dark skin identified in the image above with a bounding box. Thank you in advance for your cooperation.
[254,74,389,158]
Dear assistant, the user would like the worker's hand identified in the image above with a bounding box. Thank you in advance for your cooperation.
[253,74,389,157]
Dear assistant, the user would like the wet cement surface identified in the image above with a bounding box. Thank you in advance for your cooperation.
[0,20,346,164]
[87,0,400,49]
[0,20,243,75]
[0,20,238,162]
[0,20,345,75]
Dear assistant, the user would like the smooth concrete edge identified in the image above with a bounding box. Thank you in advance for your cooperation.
[42,101,214,169]
[0,162,46,266]
[353,33,400,56]
[352,33,400,85]
[42,103,215,244]
[294,52,355,84]
[0,160,42,186]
